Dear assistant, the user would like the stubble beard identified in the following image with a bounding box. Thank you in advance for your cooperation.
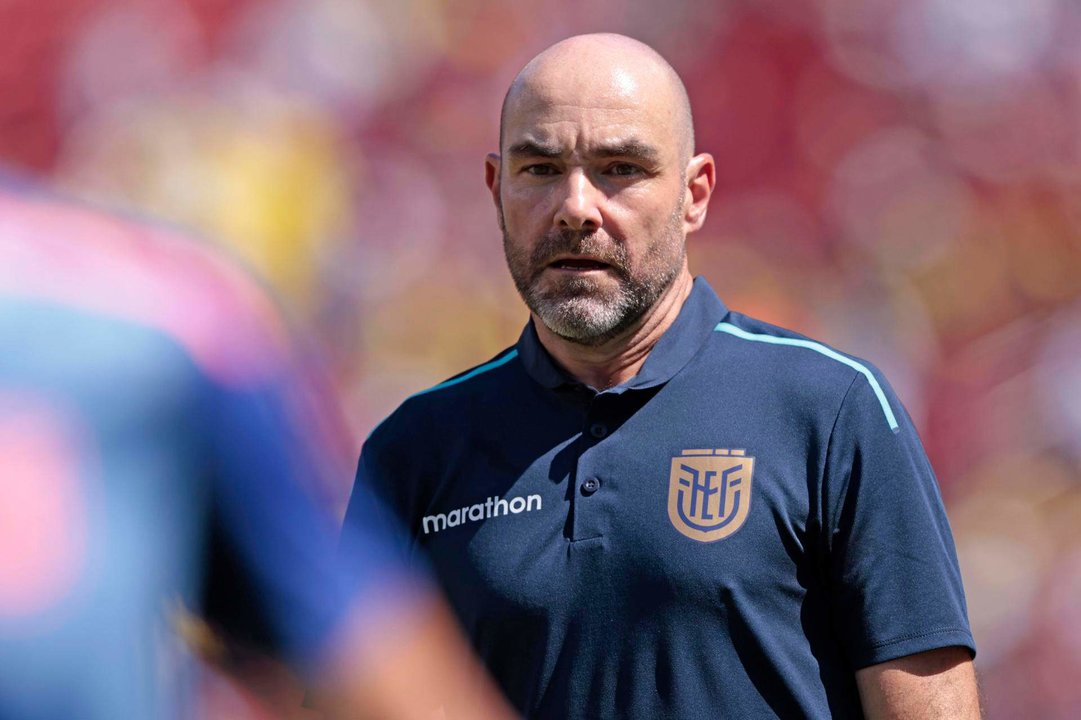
[501,204,687,347]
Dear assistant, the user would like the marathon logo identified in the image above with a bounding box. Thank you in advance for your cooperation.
[421,493,542,535]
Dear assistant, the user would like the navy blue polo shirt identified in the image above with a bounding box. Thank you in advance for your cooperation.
[349,277,974,719]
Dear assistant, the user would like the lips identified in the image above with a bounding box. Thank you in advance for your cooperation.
[548,256,611,271]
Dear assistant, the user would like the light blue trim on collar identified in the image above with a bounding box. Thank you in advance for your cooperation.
[714,322,899,432]
[410,349,519,399]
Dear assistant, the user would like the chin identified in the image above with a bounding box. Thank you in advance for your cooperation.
[536,296,631,342]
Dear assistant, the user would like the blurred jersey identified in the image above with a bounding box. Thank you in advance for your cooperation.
[0,186,417,719]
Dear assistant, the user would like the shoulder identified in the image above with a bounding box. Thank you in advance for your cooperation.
[713,312,879,382]
[706,310,900,433]
[365,347,522,449]
[0,188,291,388]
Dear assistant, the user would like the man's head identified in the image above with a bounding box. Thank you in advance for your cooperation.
[486,33,715,346]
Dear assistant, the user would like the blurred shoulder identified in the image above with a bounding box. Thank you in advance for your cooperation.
[0,187,291,387]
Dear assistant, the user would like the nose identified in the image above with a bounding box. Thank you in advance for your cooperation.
[553,168,603,230]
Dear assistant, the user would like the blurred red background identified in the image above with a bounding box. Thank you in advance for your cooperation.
[2,0,1079,716]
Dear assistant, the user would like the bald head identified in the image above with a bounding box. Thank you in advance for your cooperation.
[499,34,695,163]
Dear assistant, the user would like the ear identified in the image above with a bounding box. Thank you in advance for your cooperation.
[682,153,716,234]
[485,153,502,208]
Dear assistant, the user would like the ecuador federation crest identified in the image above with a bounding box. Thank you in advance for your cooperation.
[668,449,754,542]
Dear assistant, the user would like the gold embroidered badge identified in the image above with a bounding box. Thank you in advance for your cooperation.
[667,449,754,542]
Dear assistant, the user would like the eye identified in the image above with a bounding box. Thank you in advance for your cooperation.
[607,163,643,177]
[523,164,559,176]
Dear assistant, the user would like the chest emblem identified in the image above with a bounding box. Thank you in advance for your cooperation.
[668,449,754,542]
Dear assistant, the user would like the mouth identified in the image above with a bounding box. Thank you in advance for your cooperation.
[547,256,612,272]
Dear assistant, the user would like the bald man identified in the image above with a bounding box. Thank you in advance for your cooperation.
[345,34,980,719]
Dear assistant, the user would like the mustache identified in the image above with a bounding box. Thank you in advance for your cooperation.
[529,229,629,272]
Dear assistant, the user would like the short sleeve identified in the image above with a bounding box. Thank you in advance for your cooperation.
[824,371,975,669]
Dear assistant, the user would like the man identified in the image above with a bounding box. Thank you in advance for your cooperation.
[0,182,515,720]
[348,34,979,718]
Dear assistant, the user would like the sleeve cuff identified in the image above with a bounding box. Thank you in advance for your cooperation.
[851,628,977,669]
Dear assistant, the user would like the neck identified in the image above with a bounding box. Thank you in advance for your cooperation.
[534,269,694,391]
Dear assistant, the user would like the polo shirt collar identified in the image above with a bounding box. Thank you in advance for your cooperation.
[516,276,729,393]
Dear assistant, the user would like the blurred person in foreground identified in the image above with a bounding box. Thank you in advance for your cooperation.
[0,181,516,720]
[347,34,980,719]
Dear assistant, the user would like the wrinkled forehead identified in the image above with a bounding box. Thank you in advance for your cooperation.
[502,60,683,157]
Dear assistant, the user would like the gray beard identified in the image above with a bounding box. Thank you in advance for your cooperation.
[529,271,651,346]
[502,213,685,347]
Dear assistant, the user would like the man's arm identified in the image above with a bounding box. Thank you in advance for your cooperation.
[856,647,980,719]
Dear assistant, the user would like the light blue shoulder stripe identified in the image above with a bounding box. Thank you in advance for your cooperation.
[365,349,520,441]
[409,349,519,399]
[714,322,899,432]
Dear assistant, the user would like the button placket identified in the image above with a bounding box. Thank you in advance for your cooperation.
[571,396,616,540]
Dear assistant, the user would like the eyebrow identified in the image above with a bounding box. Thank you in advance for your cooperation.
[592,140,662,164]
[506,138,662,164]
[507,140,562,159]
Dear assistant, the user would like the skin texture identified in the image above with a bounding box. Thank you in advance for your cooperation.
[487,33,982,715]
[856,646,981,719]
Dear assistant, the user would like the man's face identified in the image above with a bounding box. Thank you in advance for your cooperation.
[490,68,690,345]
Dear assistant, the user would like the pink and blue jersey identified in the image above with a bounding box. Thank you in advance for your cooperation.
[0,186,415,719]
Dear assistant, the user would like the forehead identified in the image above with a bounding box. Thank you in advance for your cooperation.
[502,63,681,157]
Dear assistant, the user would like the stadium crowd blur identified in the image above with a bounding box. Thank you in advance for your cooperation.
[2,0,1079,717]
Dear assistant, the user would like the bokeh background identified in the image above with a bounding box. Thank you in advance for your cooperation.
[2,0,1079,716]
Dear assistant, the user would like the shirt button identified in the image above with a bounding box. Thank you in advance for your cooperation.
[582,477,601,495]
[589,422,608,439]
